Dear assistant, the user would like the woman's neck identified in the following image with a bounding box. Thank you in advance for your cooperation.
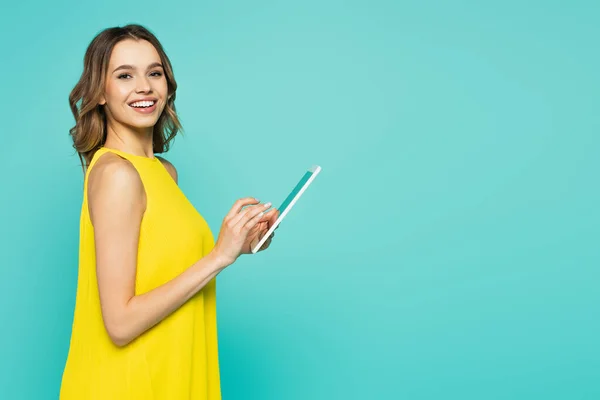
[104,123,154,158]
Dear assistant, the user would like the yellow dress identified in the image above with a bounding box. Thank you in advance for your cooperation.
[60,147,221,399]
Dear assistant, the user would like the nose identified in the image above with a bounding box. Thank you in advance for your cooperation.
[135,76,152,93]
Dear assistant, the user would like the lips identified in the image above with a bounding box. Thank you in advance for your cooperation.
[129,98,157,107]
[129,101,158,114]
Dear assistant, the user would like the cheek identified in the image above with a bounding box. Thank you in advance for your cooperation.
[105,80,131,102]
[157,80,169,108]
[158,79,169,96]
[102,87,114,106]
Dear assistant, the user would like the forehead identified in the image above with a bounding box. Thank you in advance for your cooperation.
[108,39,161,68]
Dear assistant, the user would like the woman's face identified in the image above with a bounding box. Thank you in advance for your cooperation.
[100,39,168,131]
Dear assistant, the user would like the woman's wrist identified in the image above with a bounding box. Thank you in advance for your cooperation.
[206,249,234,272]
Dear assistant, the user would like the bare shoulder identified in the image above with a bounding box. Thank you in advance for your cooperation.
[87,152,146,224]
[156,155,178,184]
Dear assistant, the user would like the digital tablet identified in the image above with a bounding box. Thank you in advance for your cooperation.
[251,165,322,254]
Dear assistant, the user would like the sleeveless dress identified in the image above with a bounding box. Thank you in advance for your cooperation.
[60,147,222,399]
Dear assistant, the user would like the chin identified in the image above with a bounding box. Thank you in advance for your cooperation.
[131,121,159,130]
[121,117,159,130]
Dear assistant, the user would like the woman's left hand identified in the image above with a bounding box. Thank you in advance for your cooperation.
[244,207,279,254]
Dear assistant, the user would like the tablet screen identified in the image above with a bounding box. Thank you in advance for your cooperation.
[277,170,314,216]
[251,165,321,253]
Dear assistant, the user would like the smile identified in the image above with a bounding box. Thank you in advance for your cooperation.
[128,100,158,114]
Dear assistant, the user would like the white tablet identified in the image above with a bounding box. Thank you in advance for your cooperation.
[251,165,322,254]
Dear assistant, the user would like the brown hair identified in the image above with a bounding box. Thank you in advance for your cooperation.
[68,24,183,174]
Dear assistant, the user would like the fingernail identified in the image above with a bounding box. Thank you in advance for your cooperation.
[264,202,272,208]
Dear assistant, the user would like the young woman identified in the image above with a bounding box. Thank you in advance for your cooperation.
[60,24,278,399]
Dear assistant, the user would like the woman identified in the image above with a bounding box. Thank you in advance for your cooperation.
[60,24,278,399]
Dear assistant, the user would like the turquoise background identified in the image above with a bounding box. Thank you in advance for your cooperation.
[1,0,598,398]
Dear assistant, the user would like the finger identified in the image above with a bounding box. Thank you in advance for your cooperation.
[261,231,274,249]
[250,235,261,252]
[261,229,274,241]
[243,205,270,231]
[226,197,260,220]
[269,209,280,230]
[259,236,273,252]
[268,209,279,227]
[231,201,270,226]
[259,208,278,223]
[236,202,270,228]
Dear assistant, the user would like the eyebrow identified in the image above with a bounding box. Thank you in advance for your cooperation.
[112,62,164,73]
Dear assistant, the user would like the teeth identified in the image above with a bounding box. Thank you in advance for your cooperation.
[130,100,155,108]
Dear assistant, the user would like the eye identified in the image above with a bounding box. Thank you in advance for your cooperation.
[118,73,131,79]
[150,71,163,77]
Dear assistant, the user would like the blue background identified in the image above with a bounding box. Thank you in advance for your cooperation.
[1,0,599,398]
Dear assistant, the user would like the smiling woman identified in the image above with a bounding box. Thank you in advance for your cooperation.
[68,26,182,172]
[60,24,279,400]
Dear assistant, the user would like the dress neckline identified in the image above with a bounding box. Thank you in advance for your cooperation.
[100,146,160,163]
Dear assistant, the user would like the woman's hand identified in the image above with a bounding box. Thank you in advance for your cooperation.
[211,197,274,266]
[244,207,280,254]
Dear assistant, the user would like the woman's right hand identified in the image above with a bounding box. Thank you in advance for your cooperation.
[211,197,272,266]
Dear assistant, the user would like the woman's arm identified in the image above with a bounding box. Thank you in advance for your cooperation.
[87,154,230,347]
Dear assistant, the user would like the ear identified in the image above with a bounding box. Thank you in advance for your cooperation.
[99,95,106,105]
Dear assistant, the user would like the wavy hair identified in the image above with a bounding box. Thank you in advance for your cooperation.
[68,24,183,174]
